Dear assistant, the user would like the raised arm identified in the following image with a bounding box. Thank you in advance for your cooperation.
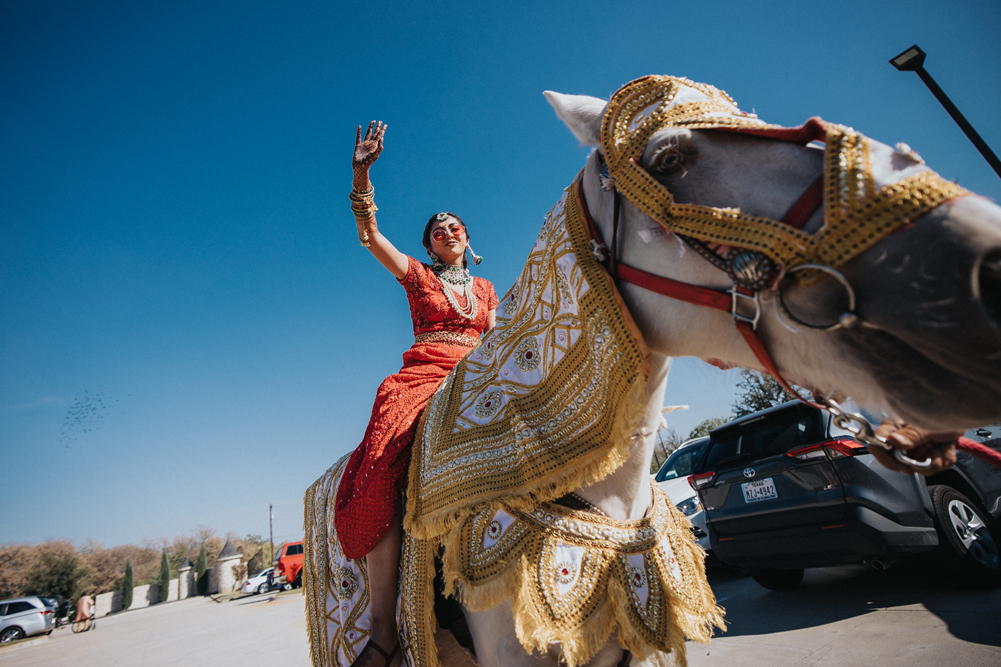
[351,121,409,279]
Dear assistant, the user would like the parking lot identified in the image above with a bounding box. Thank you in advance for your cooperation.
[0,591,309,667]
[1,564,998,667]
[689,562,1001,666]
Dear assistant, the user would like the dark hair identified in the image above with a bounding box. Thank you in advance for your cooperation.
[423,212,470,268]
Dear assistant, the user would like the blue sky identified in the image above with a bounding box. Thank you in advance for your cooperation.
[2,0,999,547]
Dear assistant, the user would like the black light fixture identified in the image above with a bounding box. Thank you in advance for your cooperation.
[889,45,926,72]
[891,44,1001,180]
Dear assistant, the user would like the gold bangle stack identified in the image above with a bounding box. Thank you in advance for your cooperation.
[349,186,377,247]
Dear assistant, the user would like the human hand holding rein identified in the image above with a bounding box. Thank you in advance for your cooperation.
[870,417,960,476]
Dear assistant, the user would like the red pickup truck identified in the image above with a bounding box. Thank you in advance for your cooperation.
[272,541,304,590]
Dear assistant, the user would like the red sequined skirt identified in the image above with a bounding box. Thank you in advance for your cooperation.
[334,343,470,559]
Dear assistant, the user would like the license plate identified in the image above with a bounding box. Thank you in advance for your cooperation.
[742,478,778,503]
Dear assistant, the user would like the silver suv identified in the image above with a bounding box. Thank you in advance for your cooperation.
[0,596,56,643]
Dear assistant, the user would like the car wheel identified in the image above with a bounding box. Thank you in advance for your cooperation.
[0,626,24,643]
[751,568,804,591]
[929,485,1001,586]
[283,583,292,591]
[257,583,268,594]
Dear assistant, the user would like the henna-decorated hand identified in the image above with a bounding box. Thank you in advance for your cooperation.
[353,120,387,174]
[870,416,960,476]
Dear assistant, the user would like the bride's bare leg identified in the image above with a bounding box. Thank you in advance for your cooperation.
[364,517,403,667]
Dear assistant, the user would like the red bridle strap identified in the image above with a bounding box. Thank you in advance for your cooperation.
[575,178,818,406]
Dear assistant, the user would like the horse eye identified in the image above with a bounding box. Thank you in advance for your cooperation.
[653,147,684,173]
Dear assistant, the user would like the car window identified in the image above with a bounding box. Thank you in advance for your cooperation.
[7,601,37,614]
[0,604,7,616]
[705,407,825,469]
[655,441,708,482]
[290,544,303,556]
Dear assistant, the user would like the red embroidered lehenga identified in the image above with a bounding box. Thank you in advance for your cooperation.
[334,256,498,559]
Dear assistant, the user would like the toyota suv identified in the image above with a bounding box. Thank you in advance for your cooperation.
[689,401,1001,590]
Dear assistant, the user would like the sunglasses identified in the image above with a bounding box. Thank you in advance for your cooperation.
[431,224,466,243]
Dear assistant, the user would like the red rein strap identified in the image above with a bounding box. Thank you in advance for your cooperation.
[955,437,1001,467]
[903,436,1001,468]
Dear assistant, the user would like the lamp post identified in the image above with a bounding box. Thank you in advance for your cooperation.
[269,504,274,564]
[890,45,1001,180]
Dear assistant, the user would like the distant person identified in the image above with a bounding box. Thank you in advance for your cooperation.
[331,121,498,667]
[74,593,93,623]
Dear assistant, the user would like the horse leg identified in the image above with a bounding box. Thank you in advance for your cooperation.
[463,601,555,667]
[463,601,639,666]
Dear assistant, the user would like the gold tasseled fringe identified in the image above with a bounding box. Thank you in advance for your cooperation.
[405,376,649,543]
[431,490,726,667]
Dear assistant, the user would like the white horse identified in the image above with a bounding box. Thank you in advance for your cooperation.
[306,77,1001,667]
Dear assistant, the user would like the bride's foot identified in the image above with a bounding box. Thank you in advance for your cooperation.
[349,638,400,667]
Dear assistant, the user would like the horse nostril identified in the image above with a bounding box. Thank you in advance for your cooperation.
[978,250,1001,329]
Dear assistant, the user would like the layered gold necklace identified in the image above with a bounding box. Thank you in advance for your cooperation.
[434,263,477,320]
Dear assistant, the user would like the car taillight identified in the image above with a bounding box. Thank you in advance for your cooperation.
[787,438,865,461]
[786,443,827,461]
[40,609,52,615]
[824,438,866,458]
[689,472,716,490]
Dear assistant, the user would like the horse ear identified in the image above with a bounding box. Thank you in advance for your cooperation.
[544,91,606,147]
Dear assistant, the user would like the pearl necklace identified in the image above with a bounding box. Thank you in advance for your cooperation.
[433,262,477,320]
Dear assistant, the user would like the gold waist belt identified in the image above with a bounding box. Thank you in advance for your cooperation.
[414,331,479,347]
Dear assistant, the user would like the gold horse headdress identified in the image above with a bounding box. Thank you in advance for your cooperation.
[600,75,967,276]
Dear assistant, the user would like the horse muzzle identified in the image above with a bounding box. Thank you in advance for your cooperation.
[836,195,1001,430]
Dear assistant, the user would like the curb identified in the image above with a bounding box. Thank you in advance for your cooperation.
[0,635,50,655]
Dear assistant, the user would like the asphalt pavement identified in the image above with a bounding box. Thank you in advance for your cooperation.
[0,563,997,666]
[687,562,1001,666]
[0,591,309,667]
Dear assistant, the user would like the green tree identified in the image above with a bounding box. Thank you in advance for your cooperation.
[157,550,170,604]
[195,543,208,595]
[731,369,796,418]
[24,548,90,601]
[688,417,729,439]
[121,558,134,610]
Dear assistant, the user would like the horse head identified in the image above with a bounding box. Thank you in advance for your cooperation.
[546,76,1001,433]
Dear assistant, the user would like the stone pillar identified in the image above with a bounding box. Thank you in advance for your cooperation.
[168,578,179,602]
[213,541,243,594]
[178,558,194,599]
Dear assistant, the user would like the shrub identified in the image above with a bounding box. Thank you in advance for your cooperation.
[121,558,134,610]
[157,550,170,603]
[23,545,90,601]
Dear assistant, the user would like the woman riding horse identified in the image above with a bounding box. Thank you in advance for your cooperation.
[336,121,498,667]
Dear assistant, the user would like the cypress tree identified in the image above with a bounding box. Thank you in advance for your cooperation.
[195,543,208,595]
[121,558,134,610]
[157,549,170,604]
